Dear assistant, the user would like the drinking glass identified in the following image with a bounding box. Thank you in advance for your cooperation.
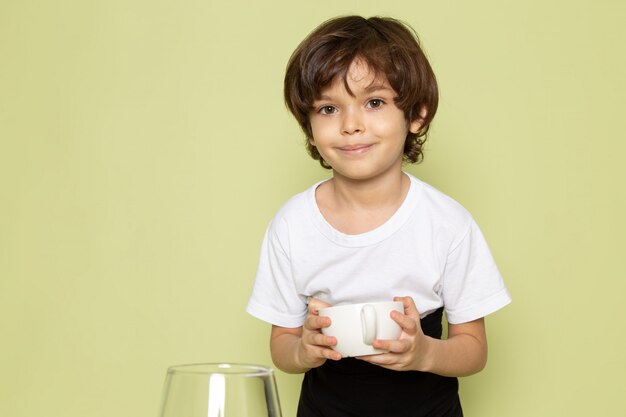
[158,363,282,417]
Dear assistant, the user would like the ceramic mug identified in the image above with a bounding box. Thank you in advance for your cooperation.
[319,301,403,357]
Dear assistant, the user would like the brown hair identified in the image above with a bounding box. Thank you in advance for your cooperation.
[284,15,439,169]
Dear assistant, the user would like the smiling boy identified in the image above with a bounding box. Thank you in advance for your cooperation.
[247,16,511,417]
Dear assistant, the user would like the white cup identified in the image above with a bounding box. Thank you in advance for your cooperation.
[318,301,404,357]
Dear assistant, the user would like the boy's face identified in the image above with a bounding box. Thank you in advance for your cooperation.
[309,59,422,182]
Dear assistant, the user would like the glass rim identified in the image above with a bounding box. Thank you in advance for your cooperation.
[166,363,275,377]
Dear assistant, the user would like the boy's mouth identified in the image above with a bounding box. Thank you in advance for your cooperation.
[338,144,373,154]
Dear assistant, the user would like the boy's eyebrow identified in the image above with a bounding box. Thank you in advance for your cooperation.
[364,83,393,93]
[316,94,332,101]
[314,84,393,102]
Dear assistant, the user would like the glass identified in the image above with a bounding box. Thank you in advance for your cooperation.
[158,363,282,417]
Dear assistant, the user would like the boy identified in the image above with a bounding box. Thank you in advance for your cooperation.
[247,15,511,417]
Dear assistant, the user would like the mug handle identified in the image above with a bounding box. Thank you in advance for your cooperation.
[360,304,377,345]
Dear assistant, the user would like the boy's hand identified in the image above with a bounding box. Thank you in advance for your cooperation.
[356,296,432,372]
[296,298,342,368]
[270,297,341,373]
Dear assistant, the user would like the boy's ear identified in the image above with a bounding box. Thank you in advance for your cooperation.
[409,107,428,134]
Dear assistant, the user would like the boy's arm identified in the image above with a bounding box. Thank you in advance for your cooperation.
[358,296,488,377]
[270,298,342,374]
[421,318,487,376]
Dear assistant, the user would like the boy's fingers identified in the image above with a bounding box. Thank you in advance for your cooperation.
[393,296,420,318]
[307,297,332,314]
[327,349,342,361]
[372,338,409,353]
[313,334,336,347]
[303,328,336,347]
[304,314,331,330]
[391,310,418,334]
[319,347,342,361]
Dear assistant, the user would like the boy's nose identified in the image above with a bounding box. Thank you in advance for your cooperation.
[341,109,364,135]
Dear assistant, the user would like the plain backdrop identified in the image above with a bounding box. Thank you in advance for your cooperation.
[1,0,625,416]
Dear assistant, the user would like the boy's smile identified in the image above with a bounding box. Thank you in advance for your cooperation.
[338,143,373,154]
[309,59,422,183]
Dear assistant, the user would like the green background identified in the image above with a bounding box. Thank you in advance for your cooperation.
[1,0,625,416]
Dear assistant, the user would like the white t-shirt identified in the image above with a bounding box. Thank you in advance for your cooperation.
[247,173,511,328]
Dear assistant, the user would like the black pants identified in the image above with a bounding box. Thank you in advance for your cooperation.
[297,307,463,417]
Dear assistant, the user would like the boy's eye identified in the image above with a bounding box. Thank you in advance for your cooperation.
[318,105,337,115]
[367,99,384,109]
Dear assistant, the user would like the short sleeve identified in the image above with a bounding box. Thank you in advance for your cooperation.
[246,218,308,328]
[442,220,511,324]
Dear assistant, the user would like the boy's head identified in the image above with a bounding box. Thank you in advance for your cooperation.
[284,15,439,169]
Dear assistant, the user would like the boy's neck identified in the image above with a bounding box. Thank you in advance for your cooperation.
[329,170,409,210]
[315,169,410,235]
